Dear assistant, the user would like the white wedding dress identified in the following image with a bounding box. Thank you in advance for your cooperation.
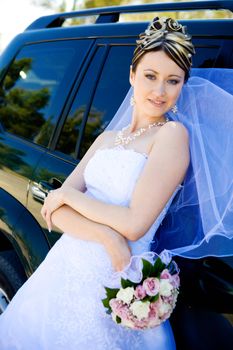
[0,145,179,350]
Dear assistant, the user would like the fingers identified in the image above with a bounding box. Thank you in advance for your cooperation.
[40,200,52,232]
[106,237,132,272]
[45,210,52,232]
[112,253,131,272]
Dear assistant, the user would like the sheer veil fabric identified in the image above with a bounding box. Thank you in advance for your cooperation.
[107,68,233,260]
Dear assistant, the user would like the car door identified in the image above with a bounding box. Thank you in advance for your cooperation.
[28,37,136,247]
[0,39,93,208]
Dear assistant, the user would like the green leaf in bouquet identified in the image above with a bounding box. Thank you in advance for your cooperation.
[102,297,110,309]
[150,293,159,303]
[102,297,112,314]
[120,278,135,289]
[142,258,153,280]
[116,316,121,324]
[152,257,166,277]
[105,287,119,300]
[142,293,159,303]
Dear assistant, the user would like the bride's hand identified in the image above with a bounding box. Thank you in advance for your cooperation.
[41,189,65,231]
[105,233,131,272]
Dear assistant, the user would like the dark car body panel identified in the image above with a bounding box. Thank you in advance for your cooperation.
[0,1,232,347]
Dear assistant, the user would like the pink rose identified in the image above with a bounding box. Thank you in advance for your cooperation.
[109,299,129,320]
[148,315,160,328]
[143,277,160,296]
[160,269,172,280]
[170,273,180,289]
[118,305,129,320]
[161,295,174,304]
[147,301,161,328]
[134,318,148,330]
[148,300,160,318]
[110,298,123,314]
[134,285,147,300]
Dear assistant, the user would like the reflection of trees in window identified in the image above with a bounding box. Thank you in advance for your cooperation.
[57,105,104,159]
[34,116,54,145]
[2,58,32,91]
[0,58,50,143]
[56,106,85,157]
[80,106,104,158]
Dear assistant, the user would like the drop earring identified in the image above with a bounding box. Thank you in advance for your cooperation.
[171,104,178,114]
[130,96,135,106]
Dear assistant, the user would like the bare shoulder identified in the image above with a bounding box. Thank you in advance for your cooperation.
[90,130,116,150]
[148,121,190,171]
[160,121,188,138]
[154,121,189,148]
[96,130,116,143]
[99,130,116,143]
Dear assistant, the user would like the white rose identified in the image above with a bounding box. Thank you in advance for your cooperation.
[130,300,150,320]
[158,303,172,317]
[159,279,173,297]
[116,287,134,304]
[121,318,135,329]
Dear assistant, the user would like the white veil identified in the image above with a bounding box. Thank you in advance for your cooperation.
[106,68,233,259]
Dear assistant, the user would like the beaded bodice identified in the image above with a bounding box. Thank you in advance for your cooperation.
[84,145,180,255]
[84,145,148,205]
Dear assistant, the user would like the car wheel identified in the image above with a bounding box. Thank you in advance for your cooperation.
[0,250,26,314]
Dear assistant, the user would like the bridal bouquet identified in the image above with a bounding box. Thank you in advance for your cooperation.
[102,255,180,330]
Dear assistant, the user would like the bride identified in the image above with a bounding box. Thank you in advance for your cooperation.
[0,17,232,349]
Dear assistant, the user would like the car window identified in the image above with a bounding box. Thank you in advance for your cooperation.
[55,46,106,158]
[0,41,89,147]
[79,45,135,158]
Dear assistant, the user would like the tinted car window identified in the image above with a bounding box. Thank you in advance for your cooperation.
[56,46,106,158]
[79,45,135,158]
[0,42,83,146]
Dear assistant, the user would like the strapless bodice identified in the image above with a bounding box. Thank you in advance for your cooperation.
[84,145,180,255]
[84,145,148,205]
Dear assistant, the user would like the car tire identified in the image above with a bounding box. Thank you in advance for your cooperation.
[0,250,26,314]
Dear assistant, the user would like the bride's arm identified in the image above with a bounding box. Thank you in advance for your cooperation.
[41,130,131,271]
[49,122,190,241]
[51,205,131,272]
[41,128,113,229]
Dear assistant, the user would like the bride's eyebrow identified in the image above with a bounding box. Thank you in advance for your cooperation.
[144,69,182,79]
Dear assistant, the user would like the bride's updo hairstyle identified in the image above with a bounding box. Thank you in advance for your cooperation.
[132,17,195,82]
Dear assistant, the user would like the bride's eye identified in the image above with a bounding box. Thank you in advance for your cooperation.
[168,79,180,85]
[145,74,156,80]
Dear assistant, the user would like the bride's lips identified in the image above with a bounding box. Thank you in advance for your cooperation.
[148,99,166,108]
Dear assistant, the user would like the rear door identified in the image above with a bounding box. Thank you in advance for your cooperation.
[29,37,136,246]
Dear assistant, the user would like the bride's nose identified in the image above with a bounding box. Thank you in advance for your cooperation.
[153,82,166,97]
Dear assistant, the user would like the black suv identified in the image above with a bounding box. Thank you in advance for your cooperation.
[0,1,232,349]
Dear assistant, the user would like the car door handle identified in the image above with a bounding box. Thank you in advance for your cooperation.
[39,178,62,193]
[30,178,63,203]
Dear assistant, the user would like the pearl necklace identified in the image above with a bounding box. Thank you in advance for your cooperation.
[114,117,169,146]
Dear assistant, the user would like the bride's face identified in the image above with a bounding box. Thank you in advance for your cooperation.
[130,50,185,120]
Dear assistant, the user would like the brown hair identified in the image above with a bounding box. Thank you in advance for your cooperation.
[132,17,195,82]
